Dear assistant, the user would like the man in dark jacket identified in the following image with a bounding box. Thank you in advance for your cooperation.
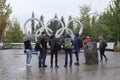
[38,31,48,67]
[74,33,81,66]
[49,33,59,68]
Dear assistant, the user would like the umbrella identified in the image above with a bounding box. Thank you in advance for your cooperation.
[22,34,35,42]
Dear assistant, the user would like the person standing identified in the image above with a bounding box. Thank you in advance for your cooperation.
[24,40,32,67]
[63,34,74,68]
[49,33,59,68]
[74,32,81,66]
[38,31,48,67]
[98,35,108,62]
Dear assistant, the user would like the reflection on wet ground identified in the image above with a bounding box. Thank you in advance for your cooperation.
[0,49,120,80]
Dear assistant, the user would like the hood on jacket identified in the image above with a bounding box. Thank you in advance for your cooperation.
[65,34,71,38]
[75,32,79,37]
[50,34,55,39]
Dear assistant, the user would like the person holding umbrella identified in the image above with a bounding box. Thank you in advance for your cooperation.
[23,34,35,67]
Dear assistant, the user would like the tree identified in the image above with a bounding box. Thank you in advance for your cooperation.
[35,15,44,32]
[39,15,44,27]
[103,0,120,45]
[0,0,12,40]
[6,20,25,43]
[48,14,59,32]
[90,13,113,41]
[31,11,35,34]
[79,5,92,40]
[61,16,65,26]
[78,4,113,42]
[68,15,74,31]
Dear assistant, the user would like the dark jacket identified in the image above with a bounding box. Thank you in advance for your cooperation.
[99,40,107,50]
[49,35,56,50]
[74,33,80,53]
[24,41,32,50]
[40,36,47,49]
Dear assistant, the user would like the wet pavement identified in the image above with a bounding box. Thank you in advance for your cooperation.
[0,49,120,80]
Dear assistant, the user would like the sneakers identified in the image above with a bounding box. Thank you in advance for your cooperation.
[100,58,108,62]
[105,58,108,62]
[55,65,59,68]
[26,64,32,67]
[74,62,80,66]
[64,65,67,68]
[43,65,47,67]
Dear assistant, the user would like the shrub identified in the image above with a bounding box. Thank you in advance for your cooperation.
[114,46,120,52]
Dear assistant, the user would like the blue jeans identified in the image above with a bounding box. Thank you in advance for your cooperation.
[39,47,47,66]
[75,51,80,62]
[26,50,32,64]
[64,49,72,66]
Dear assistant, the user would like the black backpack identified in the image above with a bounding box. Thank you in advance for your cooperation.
[35,42,40,51]
[35,38,41,51]
[102,40,107,48]
[78,39,83,48]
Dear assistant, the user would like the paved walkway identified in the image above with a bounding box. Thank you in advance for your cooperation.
[0,49,120,80]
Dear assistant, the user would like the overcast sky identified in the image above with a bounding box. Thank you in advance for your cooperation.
[7,0,110,29]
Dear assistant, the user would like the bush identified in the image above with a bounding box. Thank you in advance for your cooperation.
[114,46,120,52]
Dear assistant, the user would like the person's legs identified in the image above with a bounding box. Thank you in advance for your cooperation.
[50,50,54,67]
[42,48,47,67]
[28,51,32,64]
[102,49,108,61]
[69,49,72,67]
[74,51,79,65]
[26,50,32,66]
[26,52,29,64]
[39,50,43,67]
[55,51,59,67]
[100,49,103,62]
[64,50,68,67]
[75,51,79,62]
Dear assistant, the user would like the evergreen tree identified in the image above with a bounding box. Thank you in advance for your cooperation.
[31,11,35,34]
[78,5,112,41]
[6,20,25,43]
[48,14,59,32]
[60,16,66,36]
[40,15,44,27]
[35,15,44,32]
[101,0,120,44]
[68,15,74,33]
[79,5,92,40]
[61,16,65,26]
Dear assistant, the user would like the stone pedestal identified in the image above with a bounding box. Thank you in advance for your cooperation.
[84,42,98,65]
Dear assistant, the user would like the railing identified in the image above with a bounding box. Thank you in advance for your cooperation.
[0,43,35,49]
[0,42,115,50]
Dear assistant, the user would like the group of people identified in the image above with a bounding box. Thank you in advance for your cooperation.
[24,31,108,67]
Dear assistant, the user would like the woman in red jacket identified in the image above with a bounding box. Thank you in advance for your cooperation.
[83,36,91,48]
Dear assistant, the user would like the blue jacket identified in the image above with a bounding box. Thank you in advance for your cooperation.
[74,33,80,53]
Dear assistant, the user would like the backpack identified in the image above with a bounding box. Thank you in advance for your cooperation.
[64,38,72,49]
[35,42,40,51]
[103,40,107,48]
[78,39,83,48]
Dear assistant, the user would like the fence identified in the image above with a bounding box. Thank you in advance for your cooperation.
[0,42,115,50]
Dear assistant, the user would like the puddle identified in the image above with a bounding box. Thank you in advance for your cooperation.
[18,68,26,71]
